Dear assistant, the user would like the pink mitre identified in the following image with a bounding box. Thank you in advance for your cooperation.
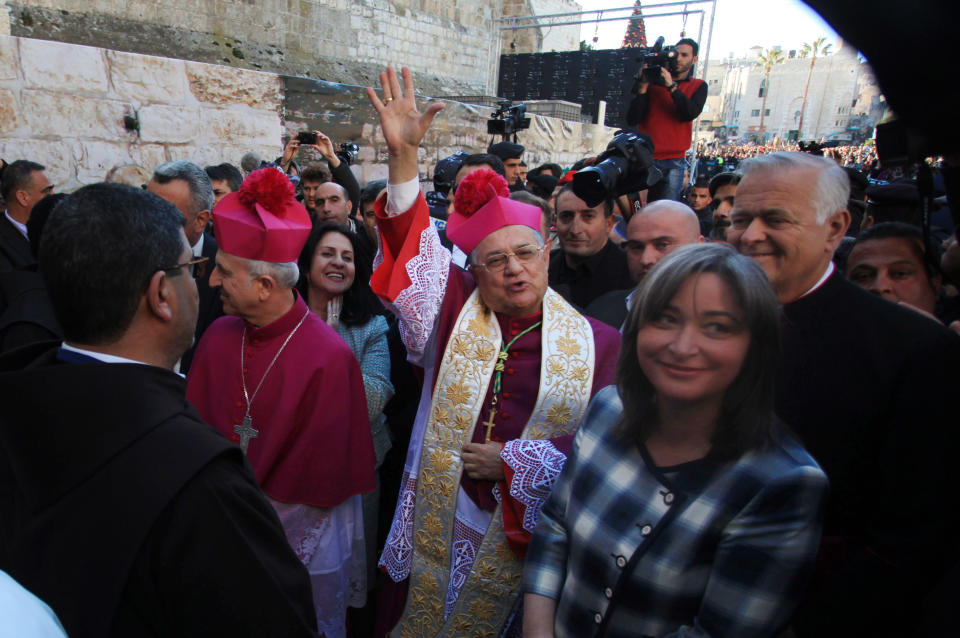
[212,167,312,263]
[447,169,542,256]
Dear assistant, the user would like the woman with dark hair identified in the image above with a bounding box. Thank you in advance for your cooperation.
[298,222,394,588]
[522,243,828,638]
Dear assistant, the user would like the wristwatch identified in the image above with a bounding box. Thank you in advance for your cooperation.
[668,83,679,92]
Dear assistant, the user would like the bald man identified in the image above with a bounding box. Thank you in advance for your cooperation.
[313,181,356,230]
[584,200,703,328]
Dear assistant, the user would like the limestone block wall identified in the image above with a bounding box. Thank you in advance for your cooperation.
[1,35,618,194]
[282,76,618,187]
[6,0,502,95]
[0,35,283,191]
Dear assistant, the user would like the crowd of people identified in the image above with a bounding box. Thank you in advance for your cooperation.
[694,140,879,175]
[0,46,958,638]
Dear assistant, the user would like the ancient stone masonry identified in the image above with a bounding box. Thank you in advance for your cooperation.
[7,0,502,95]
[0,35,283,191]
[1,35,617,192]
[282,75,617,186]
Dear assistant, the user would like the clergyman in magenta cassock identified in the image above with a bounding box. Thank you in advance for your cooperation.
[372,167,621,637]
[186,168,376,638]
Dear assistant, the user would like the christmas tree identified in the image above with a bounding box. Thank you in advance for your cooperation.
[622,1,647,48]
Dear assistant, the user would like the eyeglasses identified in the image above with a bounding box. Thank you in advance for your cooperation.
[471,245,543,272]
[162,256,209,279]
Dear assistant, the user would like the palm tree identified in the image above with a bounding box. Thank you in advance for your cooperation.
[797,37,832,139]
[755,48,785,139]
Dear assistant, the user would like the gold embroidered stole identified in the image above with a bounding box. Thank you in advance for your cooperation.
[393,288,595,638]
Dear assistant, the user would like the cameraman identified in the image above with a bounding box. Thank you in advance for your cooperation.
[626,38,707,202]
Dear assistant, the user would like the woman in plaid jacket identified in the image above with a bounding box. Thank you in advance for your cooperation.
[523,243,828,638]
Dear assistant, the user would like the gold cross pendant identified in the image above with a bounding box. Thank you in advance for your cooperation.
[483,408,496,443]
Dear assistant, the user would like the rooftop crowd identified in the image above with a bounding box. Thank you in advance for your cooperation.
[0,37,957,638]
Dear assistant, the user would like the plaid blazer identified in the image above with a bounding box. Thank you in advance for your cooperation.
[523,386,828,638]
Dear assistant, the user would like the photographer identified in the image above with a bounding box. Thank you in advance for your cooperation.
[279,130,361,216]
[626,38,707,203]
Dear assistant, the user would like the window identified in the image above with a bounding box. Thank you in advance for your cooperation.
[751,109,760,117]
[734,110,740,118]
[765,109,770,116]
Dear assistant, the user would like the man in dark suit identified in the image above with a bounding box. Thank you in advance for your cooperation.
[146,161,222,372]
[549,184,634,308]
[0,160,53,273]
[585,199,702,328]
[728,151,960,636]
[0,182,318,638]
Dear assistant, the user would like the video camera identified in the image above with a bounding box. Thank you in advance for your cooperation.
[336,142,360,166]
[487,100,531,137]
[572,130,662,207]
[634,36,679,85]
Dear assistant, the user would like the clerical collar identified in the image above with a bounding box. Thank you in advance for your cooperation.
[245,291,310,341]
[59,342,149,366]
[192,232,205,258]
[4,210,28,240]
[796,261,835,301]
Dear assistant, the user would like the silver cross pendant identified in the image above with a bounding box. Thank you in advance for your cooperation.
[234,415,258,454]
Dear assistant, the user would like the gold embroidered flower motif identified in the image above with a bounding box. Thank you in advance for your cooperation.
[474,341,496,362]
[571,365,590,382]
[451,614,474,635]
[474,556,499,581]
[422,513,444,538]
[433,405,450,425]
[556,335,582,356]
[468,598,497,618]
[451,335,472,358]
[428,448,452,473]
[446,381,473,406]
[453,412,475,432]
[546,402,573,428]
[467,315,492,337]
[547,359,565,376]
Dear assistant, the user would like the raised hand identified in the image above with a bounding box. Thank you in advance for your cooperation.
[366,66,444,184]
[311,130,338,165]
[280,138,300,169]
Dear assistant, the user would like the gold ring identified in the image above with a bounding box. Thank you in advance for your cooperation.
[385,97,393,103]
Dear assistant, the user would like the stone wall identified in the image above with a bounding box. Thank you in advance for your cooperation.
[0,35,283,191]
[281,75,617,186]
[6,0,502,95]
[1,2,10,36]
[1,35,618,193]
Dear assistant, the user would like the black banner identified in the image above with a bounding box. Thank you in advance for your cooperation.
[497,49,643,128]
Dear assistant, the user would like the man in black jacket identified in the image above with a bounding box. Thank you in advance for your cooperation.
[0,183,318,638]
[728,151,960,636]
[147,160,222,372]
[548,184,634,308]
[0,160,53,273]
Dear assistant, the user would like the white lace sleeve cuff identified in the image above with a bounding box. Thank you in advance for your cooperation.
[500,439,568,534]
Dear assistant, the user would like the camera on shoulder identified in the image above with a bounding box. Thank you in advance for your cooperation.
[635,36,679,86]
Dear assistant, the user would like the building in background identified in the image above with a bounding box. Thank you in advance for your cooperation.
[501,0,583,54]
[695,39,886,144]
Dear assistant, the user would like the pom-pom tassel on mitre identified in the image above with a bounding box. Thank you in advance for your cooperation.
[453,169,510,217]
[237,167,296,217]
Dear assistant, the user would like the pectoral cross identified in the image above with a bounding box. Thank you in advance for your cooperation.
[234,415,258,454]
[483,409,496,443]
